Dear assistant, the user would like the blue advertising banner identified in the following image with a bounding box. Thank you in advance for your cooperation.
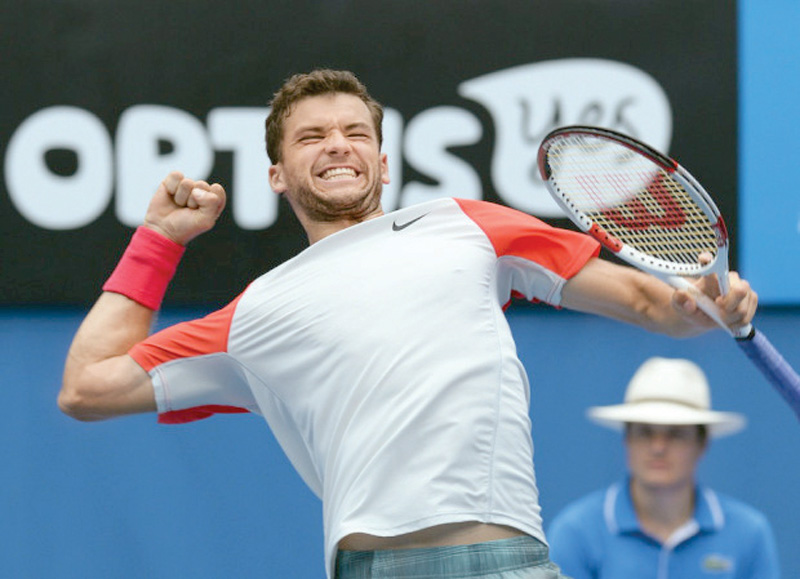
[739,0,800,304]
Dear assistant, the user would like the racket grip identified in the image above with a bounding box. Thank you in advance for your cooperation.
[666,276,748,337]
[736,329,800,421]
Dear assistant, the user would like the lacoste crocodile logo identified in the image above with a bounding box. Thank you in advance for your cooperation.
[392,213,429,231]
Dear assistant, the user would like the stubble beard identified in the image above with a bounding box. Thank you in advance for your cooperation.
[289,174,383,224]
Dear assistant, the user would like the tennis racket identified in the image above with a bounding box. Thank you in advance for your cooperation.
[537,125,800,420]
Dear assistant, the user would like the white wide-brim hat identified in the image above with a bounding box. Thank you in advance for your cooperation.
[587,357,746,438]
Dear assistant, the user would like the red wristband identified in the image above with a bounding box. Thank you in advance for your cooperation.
[102,226,186,310]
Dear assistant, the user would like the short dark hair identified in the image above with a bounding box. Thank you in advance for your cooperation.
[624,423,709,445]
[265,69,384,164]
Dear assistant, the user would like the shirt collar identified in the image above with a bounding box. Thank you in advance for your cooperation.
[605,477,725,535]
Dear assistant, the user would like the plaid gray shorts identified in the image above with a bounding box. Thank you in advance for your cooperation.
[334,535,572,578]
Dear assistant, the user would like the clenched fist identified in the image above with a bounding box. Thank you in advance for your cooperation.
[142,171,227,245]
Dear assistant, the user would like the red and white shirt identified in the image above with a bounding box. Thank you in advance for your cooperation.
[129,197,600,577]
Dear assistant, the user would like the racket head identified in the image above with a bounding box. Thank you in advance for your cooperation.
[537,126,730,280]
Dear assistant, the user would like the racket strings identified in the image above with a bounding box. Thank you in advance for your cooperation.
[589,175,717,264]
[548,137,719,265]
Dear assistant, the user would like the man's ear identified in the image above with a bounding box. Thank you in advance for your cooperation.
[269,164,286,194]
[380,153,390,185]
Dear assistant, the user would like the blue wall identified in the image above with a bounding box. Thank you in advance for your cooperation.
[2,306,798,577]
[512,307,800,577]
[739,0,800,303]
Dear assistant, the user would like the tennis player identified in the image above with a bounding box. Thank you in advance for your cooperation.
[547,357,780,578]
[60,69,758,579]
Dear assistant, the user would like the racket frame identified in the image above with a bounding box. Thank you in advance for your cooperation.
[538,125,746,337]
[541,128,800,418]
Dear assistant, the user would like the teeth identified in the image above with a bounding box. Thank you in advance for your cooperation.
[321,167,357,180]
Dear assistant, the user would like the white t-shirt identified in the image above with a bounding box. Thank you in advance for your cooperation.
[129,197,600,577]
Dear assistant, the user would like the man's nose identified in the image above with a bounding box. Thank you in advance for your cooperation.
[648,433,671,452]
[325,131,351,154]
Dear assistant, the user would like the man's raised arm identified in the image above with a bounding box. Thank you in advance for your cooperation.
[59,172,226,421]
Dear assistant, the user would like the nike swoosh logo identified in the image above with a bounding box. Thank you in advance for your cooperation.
[392,213,429,231]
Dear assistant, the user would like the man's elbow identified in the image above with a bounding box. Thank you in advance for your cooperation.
[59,356,154,421]
[58,384,99,421]
[58,378,118,422]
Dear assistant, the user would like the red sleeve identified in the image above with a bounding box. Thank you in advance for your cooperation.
[129,294,243,372]
[454,198,600,280]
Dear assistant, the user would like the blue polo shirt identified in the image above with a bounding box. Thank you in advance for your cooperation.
[546,479,780,579]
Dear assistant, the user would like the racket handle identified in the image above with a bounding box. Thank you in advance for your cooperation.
[736,329,800,421]
[670,276,800,420]
[666,276,751,338]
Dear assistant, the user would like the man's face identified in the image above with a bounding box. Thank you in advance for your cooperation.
[268,93,389,223]
[625,423,706,491]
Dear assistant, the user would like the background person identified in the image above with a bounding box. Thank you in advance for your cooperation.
[547,357,780,579]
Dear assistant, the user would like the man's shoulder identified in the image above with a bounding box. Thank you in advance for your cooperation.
[705,488,772,528]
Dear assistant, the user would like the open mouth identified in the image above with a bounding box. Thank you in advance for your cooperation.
[320,167,359,181]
